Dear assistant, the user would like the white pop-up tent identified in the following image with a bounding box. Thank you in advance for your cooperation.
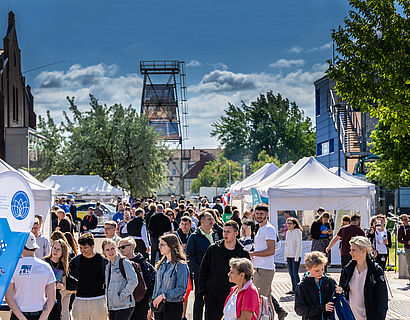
[43,175,124,200]
[230,162,279,200]
[261,157,374,265]
[0,159,54,236]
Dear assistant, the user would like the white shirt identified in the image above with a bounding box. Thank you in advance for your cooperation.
[10,256,56,312]
[374,229,388,254]
[223,291,237,320]
[349,267,367,320]
[252,222,277,270]
[284,228,302,262]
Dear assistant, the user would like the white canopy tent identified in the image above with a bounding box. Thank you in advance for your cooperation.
[260,157,374,265]
[263,157,373,229]
[230,163,279,200]
[43,175,124,200]
[0,159,54,236]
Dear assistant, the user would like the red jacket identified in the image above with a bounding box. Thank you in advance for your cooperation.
[224,280,260,320]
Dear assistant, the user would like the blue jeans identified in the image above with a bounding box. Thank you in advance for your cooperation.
[287,257,300,292]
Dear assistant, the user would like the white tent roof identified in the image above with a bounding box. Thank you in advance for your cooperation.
[230,163,279,199]
[43,175,123,198]
[247,161,295,196]
[329,167,376,191]
[264,157,372,228]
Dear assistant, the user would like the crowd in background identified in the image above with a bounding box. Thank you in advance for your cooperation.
[5,194,410,320]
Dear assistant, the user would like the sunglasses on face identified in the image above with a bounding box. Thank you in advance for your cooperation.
[118,244,131,250]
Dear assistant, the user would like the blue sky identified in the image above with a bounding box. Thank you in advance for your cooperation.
[1,0,351,148]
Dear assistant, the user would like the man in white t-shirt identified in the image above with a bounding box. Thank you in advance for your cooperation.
[250,205,280,315]
[5,232,56,320]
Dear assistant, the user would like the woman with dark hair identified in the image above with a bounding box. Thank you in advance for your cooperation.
[310,212,332,253]
[284,218,302,294]
[222,205,232,222]
[64,232,78,259]
[339,236,388,320]
[148,234,189,320]
[51,230,69,244]
[230,209,242,229]
[45,239,69,320]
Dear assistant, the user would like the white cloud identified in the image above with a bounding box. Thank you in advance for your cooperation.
[269,59,305,68]
[186,60,202,67]
[288,46,303,54]
[190,70,257,93]
[307,41,332,52]
[211,62,228,70]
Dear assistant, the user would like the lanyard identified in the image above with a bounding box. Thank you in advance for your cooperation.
[315,278,324,320]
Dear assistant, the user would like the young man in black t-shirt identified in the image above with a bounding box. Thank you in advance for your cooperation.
[70,233,107,320]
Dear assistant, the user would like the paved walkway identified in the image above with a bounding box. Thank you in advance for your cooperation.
[185,268,410,319]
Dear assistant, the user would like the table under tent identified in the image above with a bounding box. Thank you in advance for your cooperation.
[256,157,375,266]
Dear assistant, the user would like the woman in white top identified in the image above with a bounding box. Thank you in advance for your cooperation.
[367,215,391,270]
[339,236,388,320]
[284,217,302,294]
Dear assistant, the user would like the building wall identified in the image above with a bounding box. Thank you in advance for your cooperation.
[314,76,345,169]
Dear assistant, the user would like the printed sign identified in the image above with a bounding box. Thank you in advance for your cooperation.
[0,171,35,302]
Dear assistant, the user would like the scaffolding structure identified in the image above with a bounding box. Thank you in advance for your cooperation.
[140,60,189,196]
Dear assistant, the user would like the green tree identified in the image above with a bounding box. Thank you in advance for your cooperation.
[250,150,280,174]
[191,152,242,193]
[35,95,169,196]
[327,0,410,186]
[366,119,410,188]
[210,103,249,162]
[211,91,315,164]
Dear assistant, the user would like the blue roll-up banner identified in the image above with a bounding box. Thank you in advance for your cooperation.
[251,188,261,207]
[0,171,35,302]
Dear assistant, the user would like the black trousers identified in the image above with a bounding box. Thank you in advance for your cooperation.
[376,254,388,270]
[341,255,352,268]
[205,293,226,320]
[131,295,150,320]
[154,301,183,320]
[150,237,160,266]
[11,312,41,320]
[193,273,205,320]
[109,307,134,320]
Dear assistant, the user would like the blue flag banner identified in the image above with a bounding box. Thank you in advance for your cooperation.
[251,188,261,207]
[0,171,35,302]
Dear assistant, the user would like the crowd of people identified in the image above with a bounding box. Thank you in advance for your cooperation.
[4,195,410,320]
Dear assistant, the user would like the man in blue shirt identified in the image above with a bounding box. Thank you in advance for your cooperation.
[59,197,70,213]
[112,204,125,224]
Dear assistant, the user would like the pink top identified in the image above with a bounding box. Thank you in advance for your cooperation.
[349,267,367,320]
[224,280,260,320]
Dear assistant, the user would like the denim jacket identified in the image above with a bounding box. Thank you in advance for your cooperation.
[152,259,189,302]
[105,255,138,311]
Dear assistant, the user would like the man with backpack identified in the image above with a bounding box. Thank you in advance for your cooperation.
[119,237,156,320]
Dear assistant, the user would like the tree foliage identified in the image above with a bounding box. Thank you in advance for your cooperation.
[250,150,280,174]
[35,95,169,196]
[366,119,410,188]
[191,152,242,193]
[327,0,410,186]
[211,91,316,164]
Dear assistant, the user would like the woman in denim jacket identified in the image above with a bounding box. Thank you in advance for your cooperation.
[102,238,138,320]
[148,233,189,320]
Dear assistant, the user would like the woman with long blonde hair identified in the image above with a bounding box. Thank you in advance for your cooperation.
[148,233,189,320]
[44,239,69,320]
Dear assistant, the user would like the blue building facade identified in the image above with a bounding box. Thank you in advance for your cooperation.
[314,76,345,169]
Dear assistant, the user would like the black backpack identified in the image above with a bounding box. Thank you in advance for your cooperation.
[118,257,147,302]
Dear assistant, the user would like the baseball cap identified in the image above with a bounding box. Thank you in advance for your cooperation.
[25,232,39,250]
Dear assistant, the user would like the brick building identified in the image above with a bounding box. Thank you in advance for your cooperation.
[0,12,37,169]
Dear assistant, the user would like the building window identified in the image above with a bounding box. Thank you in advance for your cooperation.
[322,141,329,155]
[172,169,177,176]
[329,138,334,153]
[315,89,320,116]
[317,143,322,156]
